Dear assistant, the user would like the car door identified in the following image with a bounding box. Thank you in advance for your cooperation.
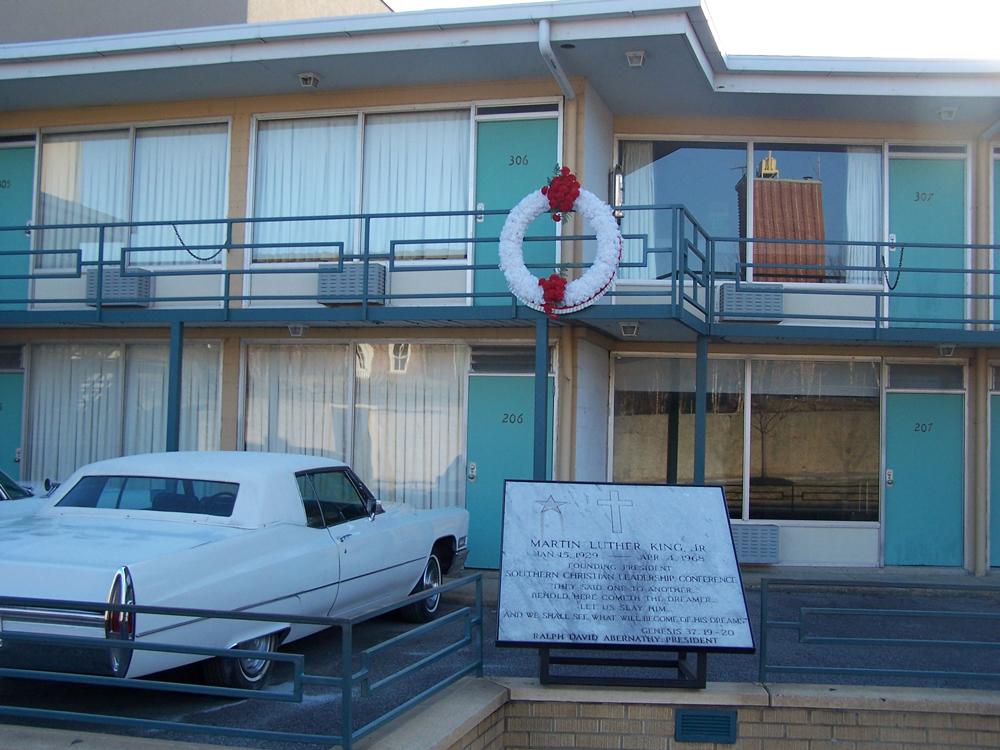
[299,469,426,615]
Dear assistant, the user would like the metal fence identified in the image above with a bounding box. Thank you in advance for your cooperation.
[758,578,1000,688]
[0,573,483,749]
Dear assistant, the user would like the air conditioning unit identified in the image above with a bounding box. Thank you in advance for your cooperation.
[85,267,152,308]
[730,524,780,564]
[317,263,387,305]
[718,282,783,322]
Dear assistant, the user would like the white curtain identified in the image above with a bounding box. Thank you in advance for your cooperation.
[27,344,122,484]
[244,345,351,460]
[38,131,130,268]
[620,141,657,280]
[130,124,228,266]
[353,343,469,509]
[362,111,469,260]
[845,148,882,284]
[253,117,358,262]
[122,342,222,455]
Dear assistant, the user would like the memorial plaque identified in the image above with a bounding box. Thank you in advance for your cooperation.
[497,481,754,652]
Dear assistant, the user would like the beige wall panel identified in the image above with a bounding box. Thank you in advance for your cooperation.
[0,80,560,133]
[248,0,390,21]
[615,115,983,142]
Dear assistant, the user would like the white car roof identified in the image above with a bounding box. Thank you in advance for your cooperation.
[44,451,351,529]
[76,451,346,482]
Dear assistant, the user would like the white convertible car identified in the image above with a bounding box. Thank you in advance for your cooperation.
[0,452,469,689]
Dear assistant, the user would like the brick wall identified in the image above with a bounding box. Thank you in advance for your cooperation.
[436,681,1000,750]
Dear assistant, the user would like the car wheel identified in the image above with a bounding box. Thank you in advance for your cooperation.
[402,553,442,623]
[203,632,277,690]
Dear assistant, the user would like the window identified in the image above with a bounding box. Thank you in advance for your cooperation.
[26,342,222,485]
[611,357,880,522]
[750,144,882,284]
[613,356,744,517]
[57,475,238,517]
[749,360,879,521]
[616,139,883,284]
[38,124,228,269]
[251,110,470,263]
[296,470,368,528]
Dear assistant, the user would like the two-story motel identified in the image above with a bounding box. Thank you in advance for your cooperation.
[2,0,1000,571]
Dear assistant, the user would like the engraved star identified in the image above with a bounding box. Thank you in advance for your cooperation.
[537,496,568,514]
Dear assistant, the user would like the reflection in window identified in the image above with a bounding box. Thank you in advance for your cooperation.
[620,141,746,280]
[749,144,882,284]
[612,357,744,518]
[749,360,879,521]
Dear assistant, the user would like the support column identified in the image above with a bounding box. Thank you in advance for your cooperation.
[693,335,708,484]
[533,316,549,481]
[166,321,184,452]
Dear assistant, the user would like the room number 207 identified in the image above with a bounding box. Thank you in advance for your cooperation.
[913,422,934,432]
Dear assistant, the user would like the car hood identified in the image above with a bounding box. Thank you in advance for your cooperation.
[0,512,248,603]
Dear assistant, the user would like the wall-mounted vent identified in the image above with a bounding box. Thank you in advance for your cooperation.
[85,267,152,308]
[675,709,738,744]
[317,263,386,305]
[730,524,779,564]
[718,282,783,322]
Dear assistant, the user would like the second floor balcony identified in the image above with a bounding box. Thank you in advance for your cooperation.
[0,205,997,345]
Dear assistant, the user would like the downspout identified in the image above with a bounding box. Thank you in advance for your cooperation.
[972,115,1000,574]
[538,19,575,100]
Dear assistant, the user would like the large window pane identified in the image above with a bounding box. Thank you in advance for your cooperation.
[27,344,122,484]
[123,342,222,455]
[38,131,130,268]
[750,144,882,284]
[362,111,470,260]
[619,141,746,279]
[244,345,351,459]
[612,356,744,517]
[353,343,469,509]
[130,124,228,266]
[749,360,880,521]
[253,117,358,262]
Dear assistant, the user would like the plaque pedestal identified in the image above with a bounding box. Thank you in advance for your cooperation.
[539,648,707,689]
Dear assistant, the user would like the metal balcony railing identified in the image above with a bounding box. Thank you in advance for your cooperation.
[0,207,997,337]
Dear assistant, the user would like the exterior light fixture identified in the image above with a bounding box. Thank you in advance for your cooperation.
[297,72,320,89]
[619,321,639,338]
[625,50,646,68]
[938,106,958,121]
[288,324,307,337]
[938,343,955,357]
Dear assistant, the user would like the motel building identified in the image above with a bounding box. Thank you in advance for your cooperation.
[1,0,999,573]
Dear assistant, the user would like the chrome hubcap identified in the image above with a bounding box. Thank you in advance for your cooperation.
[237,635,272,680]
[424,556,442,613]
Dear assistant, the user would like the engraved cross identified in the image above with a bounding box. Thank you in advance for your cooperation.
[598,491,633,534]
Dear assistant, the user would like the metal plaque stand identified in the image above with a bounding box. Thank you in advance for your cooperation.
[539,647,707,689]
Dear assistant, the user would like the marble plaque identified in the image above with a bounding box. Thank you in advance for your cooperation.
[497,482,754,651]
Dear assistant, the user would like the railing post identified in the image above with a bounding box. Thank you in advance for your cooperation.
[533,315,549,481]
[693,334,708,484]
[342,622,353,750]
[165,321,184,452]
[758,579,769,683]
[476,576,484,677]
[672,208,681,308]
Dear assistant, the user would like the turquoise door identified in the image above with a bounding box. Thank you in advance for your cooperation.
[991,393,1000,567]
[474,118,558,304]
[0,146,34,311]
[0,372,24,480]
[888,157,966,328]
[884,392,965,565]
[465,374,554,568]
[993,160,1000,327]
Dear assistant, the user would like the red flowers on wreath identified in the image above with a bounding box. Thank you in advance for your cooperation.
[541,166,580,222]
[538,273,568,317]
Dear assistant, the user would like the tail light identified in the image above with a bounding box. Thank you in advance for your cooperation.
[104,567,135,676]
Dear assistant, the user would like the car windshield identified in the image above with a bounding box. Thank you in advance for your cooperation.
[56,475,239,517]
[0,469,31,500]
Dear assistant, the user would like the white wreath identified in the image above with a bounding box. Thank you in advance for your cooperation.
[498,188,621,314]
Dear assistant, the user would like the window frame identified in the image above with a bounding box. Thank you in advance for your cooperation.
[295,467,374,529]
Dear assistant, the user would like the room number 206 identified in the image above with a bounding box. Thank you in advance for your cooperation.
[502,413,525,424]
